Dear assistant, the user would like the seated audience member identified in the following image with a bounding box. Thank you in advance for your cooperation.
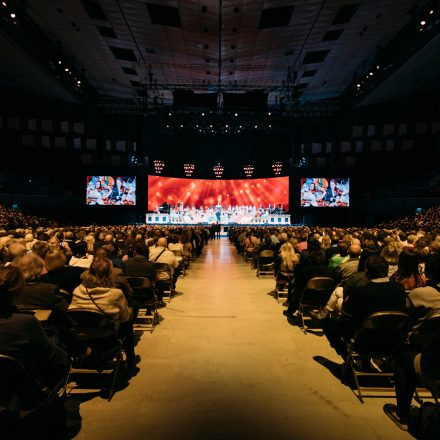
[168,235,184,260]
[94,247,133,299]
[0,265,69,436]
[11,253,69,314]
[383,327,440,432]
[24,233,36,251]
[31,240,51,261]
[124,241,157,280]
[70,258,138,368]
[283,249,337,318]
[405,251,440,349]
[336,244,361,282]
[328,241,350,270]
[40,250,84,294]
[69,241,93,269]
[253,234,274,269]
[381,242,401,277]
[276,242,299,277]
[391,248,426,292]
[322,255,406,359]
[5,242,27,265]
[149,237,179,293]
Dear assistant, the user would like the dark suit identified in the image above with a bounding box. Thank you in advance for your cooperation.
[323,280,406,357]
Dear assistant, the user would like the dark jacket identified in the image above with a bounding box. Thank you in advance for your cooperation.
[124,255,157,280]
[343,280,406,327]
[40,266,84,294]
[13,281,69,313]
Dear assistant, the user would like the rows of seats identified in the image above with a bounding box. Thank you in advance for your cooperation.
[229,222,440,436]
[0,222,215,437]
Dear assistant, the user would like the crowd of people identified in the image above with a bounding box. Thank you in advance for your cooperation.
[1,202,440,436]
[0,219,220,436]
[0,204,56,230]
[229,221,440,435]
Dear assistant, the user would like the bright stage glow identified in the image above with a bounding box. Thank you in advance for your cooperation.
[86,176,136,206]
[300,177,349,207]
[148,175,289,211]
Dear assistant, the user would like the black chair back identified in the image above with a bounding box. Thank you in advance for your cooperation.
[126,276,156,303]
[302,276,335,307]
[353,311,409,355]
[67,309,115,341]
[154,263,172,281]
[0,354,44,412]
[259,250,275,258]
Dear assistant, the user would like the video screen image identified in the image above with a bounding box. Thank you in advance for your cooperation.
[148,175,289,223]
[300,178,349,207]
[86,176,136,205]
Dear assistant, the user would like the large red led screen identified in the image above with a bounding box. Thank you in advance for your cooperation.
[148,176,289,211]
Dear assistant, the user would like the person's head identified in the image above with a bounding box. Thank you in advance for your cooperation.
[94,247,109,259]
[280,242,298,270]
[381,243,401,266]
[424,251,440,284]
[24,233,34,243]
[348,244,362,258]
[309,249,325,266]
[157,237,167,248]
[13,253,45,281]
[397,248,420,278]
[365,255,389,279]
[7,242,27,260]
[49,236,60,250]
[31,240,51,260]
[131,240,148,257]
[45,250,67,272]
[321,235,331,249]
[81,258,115,289]
[104,234,114,244]
[0,266,25,316]
[358,246,380,272]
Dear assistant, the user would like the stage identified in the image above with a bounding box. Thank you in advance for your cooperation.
[145,213,291,225]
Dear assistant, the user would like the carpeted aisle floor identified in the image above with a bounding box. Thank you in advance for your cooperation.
[73,238,409,440]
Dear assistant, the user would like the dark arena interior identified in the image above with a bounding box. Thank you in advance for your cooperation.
[1,1,440,439]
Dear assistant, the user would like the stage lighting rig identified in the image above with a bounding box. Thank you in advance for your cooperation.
[272,161,283,175]
[213,163,224,178]
[243,164,254,178]
[153,159,165,174]
[183,163,195,177]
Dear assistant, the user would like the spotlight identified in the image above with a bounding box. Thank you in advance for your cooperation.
[421,20,426,25]
[166,124,169,128]
[168,112,172,116]
[234,113,238,117]
[357,83,361,87]
[77,80,81,84]
[201,112,205,116]
[268,112,271,116]
[10,13,15,18]
[58,60,62,64]
[269,124,272,128]
[254,125,258,128]
[369,72,373,76]
[2,2,7,7]
[225,124,228,128]
[429,10,433,15]
[65,68,69,72]
[376,65,380,69]
[209,124,212,128]
[180,124,183,128]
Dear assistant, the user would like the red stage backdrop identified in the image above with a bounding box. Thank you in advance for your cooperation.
[148,176,289,211]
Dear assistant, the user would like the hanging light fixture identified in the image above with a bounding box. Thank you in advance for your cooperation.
[272,161,283,175]
[213,162,224,178]
[153,159,165,174]
[243,164,254,178]
[183,162,195,177]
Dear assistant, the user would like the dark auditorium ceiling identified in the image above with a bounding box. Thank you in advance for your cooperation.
[0,0,436,107]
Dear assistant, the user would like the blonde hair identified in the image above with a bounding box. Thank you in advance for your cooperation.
[45,250,67,272]
[381,242,401,265]
[13,253,45,281]
[280,242,299,271]
[81,258,115,289]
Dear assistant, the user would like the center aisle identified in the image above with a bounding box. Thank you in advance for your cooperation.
[76,238,409,440]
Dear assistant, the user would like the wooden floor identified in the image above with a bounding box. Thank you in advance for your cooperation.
[72,238,409,440]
